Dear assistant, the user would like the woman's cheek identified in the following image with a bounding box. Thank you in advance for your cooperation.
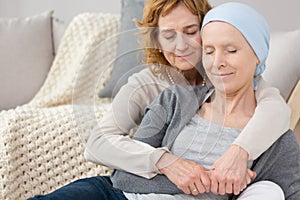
[202,54,213,71]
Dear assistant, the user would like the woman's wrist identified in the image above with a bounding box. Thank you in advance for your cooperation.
[232,144,249,160]
[156,152,177,174]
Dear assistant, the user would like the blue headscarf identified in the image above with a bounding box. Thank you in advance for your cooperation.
[201,2,270,90]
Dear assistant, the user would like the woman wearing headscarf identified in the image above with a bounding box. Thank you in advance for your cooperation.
[111,2,300,200]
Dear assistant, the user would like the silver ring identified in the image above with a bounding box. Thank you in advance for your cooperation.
[192,188,198,192]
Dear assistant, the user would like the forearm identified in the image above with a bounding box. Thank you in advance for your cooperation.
[85,94,164,177]
[234,78,291,160]
[85,103,166,178]
[85,130,167,178]
[85,71,169,177]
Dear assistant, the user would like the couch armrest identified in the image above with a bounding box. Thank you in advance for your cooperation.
[288,78,300,130]
[0,101,112,199]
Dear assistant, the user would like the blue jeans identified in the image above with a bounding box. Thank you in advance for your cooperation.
[28,176,128,200]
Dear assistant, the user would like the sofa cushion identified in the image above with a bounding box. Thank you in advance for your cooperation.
[0,11,54,110]
[263,29,300,100]
[98,0,146,98]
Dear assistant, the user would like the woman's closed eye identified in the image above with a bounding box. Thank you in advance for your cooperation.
[186,30,198,36]
[162,32,176,40]
[227,49,237,53]
[165,31,198,40]
[165,34,175,40]
[203,47,214,55]
[184,25,200,36]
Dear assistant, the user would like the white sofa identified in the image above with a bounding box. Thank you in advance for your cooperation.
[0,11,67,111]
[0,12,299,200]
[0,12,119,199]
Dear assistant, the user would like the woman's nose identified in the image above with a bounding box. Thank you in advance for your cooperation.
[175,33,188,51]
[213,52,225,69]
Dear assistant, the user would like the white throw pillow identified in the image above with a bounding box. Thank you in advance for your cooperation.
[263,29,300,100]
[0,11,54,110]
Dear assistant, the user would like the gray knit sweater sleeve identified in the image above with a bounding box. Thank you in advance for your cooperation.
[111,85,209,194]
[247,130,300,200]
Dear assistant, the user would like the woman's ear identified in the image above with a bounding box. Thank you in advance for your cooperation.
[155,40,162,52]
[256,56,260,65]
[157,45,162,53]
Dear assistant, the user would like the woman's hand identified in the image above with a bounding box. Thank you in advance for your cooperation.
[156,152,211,195]
[209,144,256,195]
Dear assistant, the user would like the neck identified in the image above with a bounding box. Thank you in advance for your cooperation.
[200,86,256,130]
[214,89,256,114]
[167,67,203,86]
[182,68,203,86]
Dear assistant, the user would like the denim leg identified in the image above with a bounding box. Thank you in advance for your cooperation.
[28,176,128,200]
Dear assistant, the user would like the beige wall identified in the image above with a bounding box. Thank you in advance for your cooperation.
[0,0,121,23]
[0,0,299,31]
[209,0,300,31]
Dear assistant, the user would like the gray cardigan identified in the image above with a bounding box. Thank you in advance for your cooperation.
[111,85,300,200]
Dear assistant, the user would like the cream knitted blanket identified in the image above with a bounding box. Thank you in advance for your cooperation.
[0,13,119,200]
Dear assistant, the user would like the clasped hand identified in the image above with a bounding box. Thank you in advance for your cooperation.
[156,145,256,196]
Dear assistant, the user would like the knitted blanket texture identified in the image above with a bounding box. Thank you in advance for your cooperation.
[0,13,120,200]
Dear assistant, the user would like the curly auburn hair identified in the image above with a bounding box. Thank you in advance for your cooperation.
[134,0,212,74]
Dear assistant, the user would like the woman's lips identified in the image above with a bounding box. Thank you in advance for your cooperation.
[176,52,193,58]
[212,72,234,77]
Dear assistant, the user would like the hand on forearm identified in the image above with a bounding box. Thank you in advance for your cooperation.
[156,152,211,195]
[209,144,256,195]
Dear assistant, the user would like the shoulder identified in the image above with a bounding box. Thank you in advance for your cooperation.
[256,76,280,94]
[149,85,210,111]
[117,66,170,103]
[113,66,170,113]
[128,67,168,86]
[161,85,210,101]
